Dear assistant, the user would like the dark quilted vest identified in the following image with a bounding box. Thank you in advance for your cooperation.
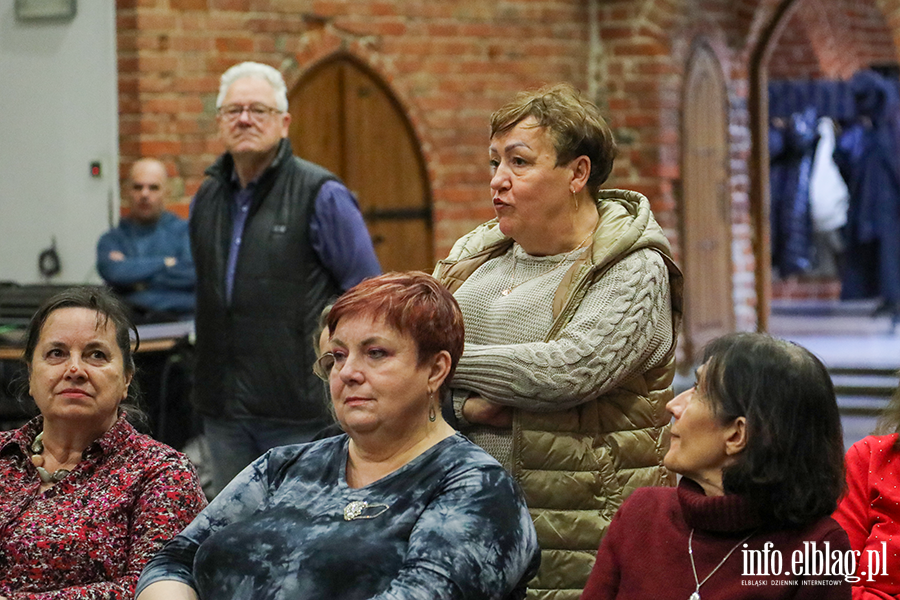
[190,139,340,422]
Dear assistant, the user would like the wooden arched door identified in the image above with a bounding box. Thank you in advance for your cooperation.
[288,56,433,273]
[681,45,734,360]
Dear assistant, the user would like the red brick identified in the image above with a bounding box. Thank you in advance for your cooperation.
[171,0,208,9]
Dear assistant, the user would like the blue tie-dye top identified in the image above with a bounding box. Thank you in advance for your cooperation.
[136,433,540,599]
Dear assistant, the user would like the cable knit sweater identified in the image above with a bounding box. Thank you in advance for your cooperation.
[583,478,851,599]
[833,434,900,600]
[451,244,672,467]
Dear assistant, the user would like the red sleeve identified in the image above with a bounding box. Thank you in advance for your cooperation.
[832,437,900,600]
[833,439,876,554]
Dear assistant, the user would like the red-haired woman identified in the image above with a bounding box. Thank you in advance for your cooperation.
[136,272,540,600]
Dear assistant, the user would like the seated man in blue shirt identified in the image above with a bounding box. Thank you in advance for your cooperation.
[97,158,196,321]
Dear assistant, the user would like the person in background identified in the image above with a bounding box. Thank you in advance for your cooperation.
[434,83,682,599]
[581,333,849,600]
[97,158,196,322]
[833,385,900,599]
[135,272,540,600]
[190,61,381,496]
[0,287,206,599]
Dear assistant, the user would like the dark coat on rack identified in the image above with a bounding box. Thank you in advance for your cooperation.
[834,70,900,305]
[770,106,817,277]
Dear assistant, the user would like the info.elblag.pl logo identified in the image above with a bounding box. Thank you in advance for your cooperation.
[742,541,888,583]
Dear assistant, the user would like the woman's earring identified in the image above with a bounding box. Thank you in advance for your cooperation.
[572,189,578,212]
[428,391,436,422]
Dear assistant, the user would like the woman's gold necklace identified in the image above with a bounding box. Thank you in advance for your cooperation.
[30,432,72,484]
[500,227,595,297]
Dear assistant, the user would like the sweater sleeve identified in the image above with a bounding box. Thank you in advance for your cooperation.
[580,506,624,600]
[834,439,876,559]
[795,524,854,600]
[149,218,196,290]
[97,229,167,287]
[451,249,673,411]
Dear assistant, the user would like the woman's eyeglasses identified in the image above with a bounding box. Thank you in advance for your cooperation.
[217,103,282,123]
[313,349,391,381]
[313,352,337,381]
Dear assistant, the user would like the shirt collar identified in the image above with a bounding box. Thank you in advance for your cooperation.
[0,414,134,460]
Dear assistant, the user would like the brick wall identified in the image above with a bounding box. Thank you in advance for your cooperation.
[116,0,589,252]
[116,0,900,330]
[768,0,895,80]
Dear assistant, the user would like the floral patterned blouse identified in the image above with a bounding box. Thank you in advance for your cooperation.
[0,416,207,599]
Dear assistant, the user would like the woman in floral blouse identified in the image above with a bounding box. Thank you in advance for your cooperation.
[0,287,206,599]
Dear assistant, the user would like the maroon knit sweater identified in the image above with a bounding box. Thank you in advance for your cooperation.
[581,478,851,600]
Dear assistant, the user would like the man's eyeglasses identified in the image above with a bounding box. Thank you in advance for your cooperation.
[217,103,282,122]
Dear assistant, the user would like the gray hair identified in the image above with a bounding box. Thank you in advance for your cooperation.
[216,61,289,112]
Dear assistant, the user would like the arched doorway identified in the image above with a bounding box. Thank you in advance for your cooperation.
[681,43,734,360]
[749,0,898,329]
[288,55,434,272]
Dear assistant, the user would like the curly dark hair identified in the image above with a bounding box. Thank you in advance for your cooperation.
[700,332,845,528]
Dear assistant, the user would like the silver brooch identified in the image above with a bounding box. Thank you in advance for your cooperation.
[343,500,390,521]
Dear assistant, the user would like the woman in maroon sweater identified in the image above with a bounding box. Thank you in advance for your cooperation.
[582,332,850,600]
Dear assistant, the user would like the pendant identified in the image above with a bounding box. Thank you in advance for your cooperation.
[500,289,511,296]
[689,592,700,600]
[343,500,390,521]
[343,500,368,520]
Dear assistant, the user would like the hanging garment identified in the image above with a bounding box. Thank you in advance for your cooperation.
[834,70,900,306]
[809,117,849,232]
[770,106,817,277]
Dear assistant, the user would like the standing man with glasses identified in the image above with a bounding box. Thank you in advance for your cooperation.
[191,61,381,495]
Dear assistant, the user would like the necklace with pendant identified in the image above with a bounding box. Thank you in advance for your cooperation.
[30,431,72,484]
[687,528,756,600]
[500,227,595,297]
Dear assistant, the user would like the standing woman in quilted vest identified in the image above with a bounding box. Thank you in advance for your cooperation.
[582,333,850,599]
[433,83,683,599]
